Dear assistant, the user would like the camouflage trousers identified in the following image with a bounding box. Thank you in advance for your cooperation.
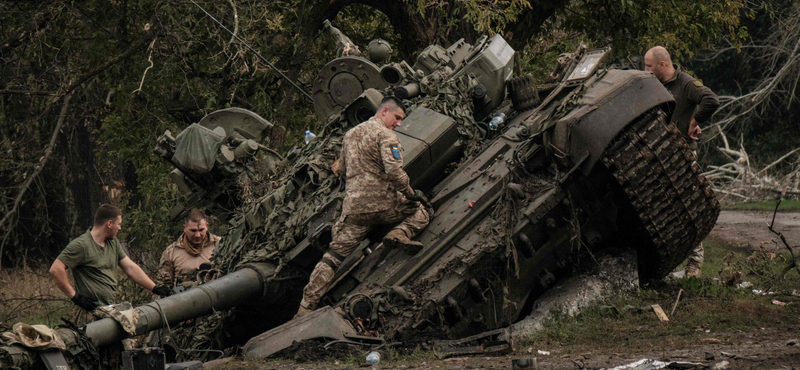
[687,242,704,267]
[687,149,704,270]
[299,202,430,310]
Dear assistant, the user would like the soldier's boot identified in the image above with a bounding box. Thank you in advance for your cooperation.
[293,305,314,319]
[294,259,337,319]
[685,260,702,278]
[685,242,704,278]
[383,228,423,255]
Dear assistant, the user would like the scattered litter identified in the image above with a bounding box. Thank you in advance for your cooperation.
[609,358,703,370]
[787,339,798,346]
[713,360,730,369]
[792,290,799,296]
[526,347,533,353]
[668,270,686,280]
[751,289,774,295]
[670,289,684,316]
[736,281,752,289]
[651,304,669,322]
[720,352,733,357]
[537,350,550,356]
[512,357,537,369]
[772,300,786,306]
[365,351,380,364]
[609,359,670,370]
[608,359,705,370]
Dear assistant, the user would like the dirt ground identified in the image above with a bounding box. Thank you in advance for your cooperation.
[222,327,800,369]
[711,210,800,251]
[212,210,800,370]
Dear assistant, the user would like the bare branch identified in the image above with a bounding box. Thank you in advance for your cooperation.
[0,90,58,96]
[767,198,800,276]
[0,94,73,270]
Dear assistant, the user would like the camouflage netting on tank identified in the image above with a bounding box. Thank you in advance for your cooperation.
[172,74,494,354]
[212,74,487,273]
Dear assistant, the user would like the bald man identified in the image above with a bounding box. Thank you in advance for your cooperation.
[644,46,719,151]
[645,46,719,278]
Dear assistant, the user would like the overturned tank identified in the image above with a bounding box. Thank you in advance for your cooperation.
[148,30,719,360]
[1,24,719,368]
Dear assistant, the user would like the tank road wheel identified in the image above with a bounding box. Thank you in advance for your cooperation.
[508,74,540,112]
[601,109,720,282]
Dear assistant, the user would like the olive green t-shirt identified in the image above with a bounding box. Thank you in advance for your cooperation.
[57,230,127,305]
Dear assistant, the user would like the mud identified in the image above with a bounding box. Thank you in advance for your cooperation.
[272,339,363,363]
[710,210,800,251]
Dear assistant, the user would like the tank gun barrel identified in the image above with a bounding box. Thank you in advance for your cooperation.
[85,263,275,348]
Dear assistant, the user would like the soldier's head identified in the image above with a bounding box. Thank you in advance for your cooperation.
[94,204,123,238]
[644,46,675,83]
[375,96,406,131]
[183,209,209,246]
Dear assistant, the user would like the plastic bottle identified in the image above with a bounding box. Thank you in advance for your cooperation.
[304,129,316,144]
[366,351,380,364]
[488,112,505,131]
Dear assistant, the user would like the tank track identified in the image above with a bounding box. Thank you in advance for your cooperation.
[601,109,720,281]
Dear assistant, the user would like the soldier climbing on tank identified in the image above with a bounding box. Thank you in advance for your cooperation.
[645,46,720,278]
[294,97,432,318]
[157,208,220,290]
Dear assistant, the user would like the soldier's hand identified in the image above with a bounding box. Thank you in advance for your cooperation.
[331,159,341,177]
[410,189,428,203]
[152,285,174,297]
[71,293,98,312]
[688,118,702,141]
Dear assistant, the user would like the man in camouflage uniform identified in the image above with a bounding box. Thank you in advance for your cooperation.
[645,46,720,278]
[295,97,431,318]
[157,209,220,289]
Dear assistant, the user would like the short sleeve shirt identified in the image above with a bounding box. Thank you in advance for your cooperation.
[57,230,127,305]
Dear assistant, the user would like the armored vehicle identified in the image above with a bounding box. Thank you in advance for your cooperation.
[0,25,718,368]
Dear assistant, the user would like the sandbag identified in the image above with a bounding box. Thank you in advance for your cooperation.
[1,323,66,350]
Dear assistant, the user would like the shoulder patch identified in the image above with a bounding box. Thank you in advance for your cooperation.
[693,80,704,87]
[391,145,401,160]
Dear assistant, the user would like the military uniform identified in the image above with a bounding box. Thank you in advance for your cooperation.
[157,234,219,287]
[298,116,430,313]
[661,65,719,150]
[660,65,719,276]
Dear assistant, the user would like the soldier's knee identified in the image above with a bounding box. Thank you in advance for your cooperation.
[321,251,344,270]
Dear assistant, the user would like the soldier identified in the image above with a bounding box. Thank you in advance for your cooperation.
[645,46,720,277]
[295,97,431,318]
[157,209,220,289]
[50,204,172,312]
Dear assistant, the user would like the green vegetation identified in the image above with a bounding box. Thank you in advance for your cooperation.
[0,0,756,272]
[517,235,800,352]
[722,200,800,212]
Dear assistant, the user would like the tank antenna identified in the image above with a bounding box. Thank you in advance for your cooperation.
[188,0,314,102]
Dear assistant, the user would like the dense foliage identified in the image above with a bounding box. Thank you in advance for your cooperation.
[0,0,762,276]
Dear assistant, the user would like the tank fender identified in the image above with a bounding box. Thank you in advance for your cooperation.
[553,70,675,175]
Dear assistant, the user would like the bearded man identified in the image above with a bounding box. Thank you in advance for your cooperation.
[157,209,220,288]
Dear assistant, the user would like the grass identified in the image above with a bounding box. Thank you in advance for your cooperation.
[722,199,800,212]
[517,235,800,353]
[0,267,73,329]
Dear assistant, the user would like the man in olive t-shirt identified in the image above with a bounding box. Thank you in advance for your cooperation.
[57,230,128,305]
[50,204,173,311]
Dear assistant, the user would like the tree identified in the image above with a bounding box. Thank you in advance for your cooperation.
[0,0,751,271]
